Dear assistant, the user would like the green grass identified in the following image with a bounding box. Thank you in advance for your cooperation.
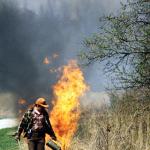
[0,127,19,150]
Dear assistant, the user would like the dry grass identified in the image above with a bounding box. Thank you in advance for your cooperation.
[69,92,150,150]
[3,91,150,150]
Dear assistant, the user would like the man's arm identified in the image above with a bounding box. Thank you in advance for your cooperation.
[45,112,57,140]
[15,110,29,140]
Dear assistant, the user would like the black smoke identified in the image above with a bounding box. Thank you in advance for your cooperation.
[0,0,121,109]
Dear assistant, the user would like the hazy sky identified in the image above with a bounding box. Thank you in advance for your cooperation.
[0,0,125,113]
[15,0,122,14]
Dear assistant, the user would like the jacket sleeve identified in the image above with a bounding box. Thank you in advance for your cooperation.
[16,110,30,136]
[45,112,57,139]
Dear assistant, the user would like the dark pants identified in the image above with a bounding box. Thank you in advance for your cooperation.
[28,139,45,150]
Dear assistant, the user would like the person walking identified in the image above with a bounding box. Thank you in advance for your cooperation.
[15,97,57,150]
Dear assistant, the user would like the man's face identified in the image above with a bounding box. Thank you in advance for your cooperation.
[36,105,44,112]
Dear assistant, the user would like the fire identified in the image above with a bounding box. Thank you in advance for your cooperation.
[48,60,88,150]
[43,57,51,64]
[43,54,59,65]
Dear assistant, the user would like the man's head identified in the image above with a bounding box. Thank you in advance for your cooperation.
[35,97,49,112]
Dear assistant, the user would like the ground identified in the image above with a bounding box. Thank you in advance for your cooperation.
[0,127,20,150]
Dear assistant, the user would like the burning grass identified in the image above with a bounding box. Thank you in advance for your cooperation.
[47,60,88,150]
[2,94,150,150]
[14,60,150,150]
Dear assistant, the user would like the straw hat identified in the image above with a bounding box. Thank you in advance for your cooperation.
[35,98,49,108]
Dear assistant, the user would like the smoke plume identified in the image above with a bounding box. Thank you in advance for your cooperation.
[0,0,122,115]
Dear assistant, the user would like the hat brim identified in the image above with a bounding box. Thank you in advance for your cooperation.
[38,104,49,108]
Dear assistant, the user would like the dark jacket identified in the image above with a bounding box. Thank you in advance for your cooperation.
[16,108,56,139]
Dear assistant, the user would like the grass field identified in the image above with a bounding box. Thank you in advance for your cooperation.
[0,127,19,150]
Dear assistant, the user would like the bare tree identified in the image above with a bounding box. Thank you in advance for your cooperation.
[80,0,150,90]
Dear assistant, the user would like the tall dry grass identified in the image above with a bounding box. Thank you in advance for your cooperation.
[69,90,150,150]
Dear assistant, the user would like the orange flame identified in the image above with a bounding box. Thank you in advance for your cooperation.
[43,57,51,64]
[48,60,88,150]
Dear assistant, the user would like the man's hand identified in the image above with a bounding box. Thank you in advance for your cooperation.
[51,136,57,141]
[14,134,20,141]
[11,132,20,141]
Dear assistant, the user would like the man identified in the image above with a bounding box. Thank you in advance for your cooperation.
[15,98,57,150]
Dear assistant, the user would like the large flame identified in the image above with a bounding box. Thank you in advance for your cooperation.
[48,60,88,150]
